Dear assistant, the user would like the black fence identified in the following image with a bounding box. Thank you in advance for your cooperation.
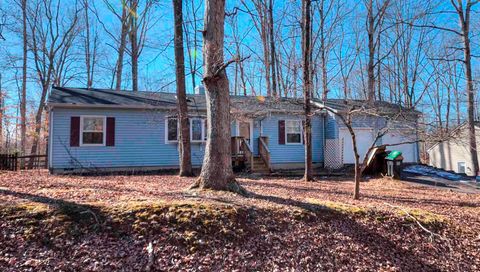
[0,154,18,171]
[0,154,47,171]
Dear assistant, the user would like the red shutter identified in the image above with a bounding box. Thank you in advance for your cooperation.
[278,120,285,145]
[106,117,115,146]
[70,116,80,147]
[302,120,306,145]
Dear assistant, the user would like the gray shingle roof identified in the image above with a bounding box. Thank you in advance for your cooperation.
[47,87,307,114]
[47,87,420,116]
[318,98,422,116]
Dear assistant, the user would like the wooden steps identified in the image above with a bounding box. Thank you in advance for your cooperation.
[247,156,271,174]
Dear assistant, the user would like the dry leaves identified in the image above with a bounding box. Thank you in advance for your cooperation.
[0,170,479,271]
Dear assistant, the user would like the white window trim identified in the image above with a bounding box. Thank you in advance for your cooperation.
[80,115,106,147]
[165,117,207,144]
[285,119,303,145]
[235,120,254,139]
[165,118,179,144]
[190,118,206,143]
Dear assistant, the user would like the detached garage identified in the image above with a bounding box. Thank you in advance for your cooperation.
[428,123,479,176]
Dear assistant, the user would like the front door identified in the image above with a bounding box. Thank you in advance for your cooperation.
[239,121,252,145]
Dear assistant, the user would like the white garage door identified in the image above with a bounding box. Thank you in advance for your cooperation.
[340,128,374,164]
[382,132,417,162]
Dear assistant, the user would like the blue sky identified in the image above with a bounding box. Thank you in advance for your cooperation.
[0,0,478,128]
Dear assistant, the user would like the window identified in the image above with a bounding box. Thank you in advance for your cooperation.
[191,118,203,142]
[286,120,302,144]
[81,116,105,145]
[166,117,207,143]
[458,162,466,174]
[166,118,178,142]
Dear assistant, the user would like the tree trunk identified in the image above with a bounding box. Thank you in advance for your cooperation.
[173,0,193,177]
[366,0,375,103]
[29,84,49,158]
[353,157,361,199]
[0,73,3,148]
[115,6,129,91]
[348,125,361,199]
[460,4,479,176]
[84,0,93,88]
[268,0,277,97]
[319,1,328,101]
[130,0,139,92]
[21,0,27,155]
[302,0,313,181]
[192,0,244,194]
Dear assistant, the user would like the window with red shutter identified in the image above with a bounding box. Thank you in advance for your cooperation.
[278,120,285,145]
[106,117,115,146]
[70,116,80,147]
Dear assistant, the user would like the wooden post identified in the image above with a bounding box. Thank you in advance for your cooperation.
[14,152,18,171]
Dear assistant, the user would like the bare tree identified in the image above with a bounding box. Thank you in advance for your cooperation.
[319,102,419,199]
[82,0,98,88]
[0,73,3,148]
[128,0,156,92]
[20,0,27,155]
[27,0,80,156]
[302,0,313,181]
[408,0,479,176]
[227,11,248,95]
[94,1,131,91]
[0,7,6,41]
[334,24,361,99]
[311,0,347,101]
[268,0,277,97]
[173,0,193,176]
[191,0,245,194]
[242,0,272,96]
[183,0,202,92]
[365,0,391,103]
[453,0,479,176]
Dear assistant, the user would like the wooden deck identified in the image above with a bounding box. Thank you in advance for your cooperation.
[231,136,271,173]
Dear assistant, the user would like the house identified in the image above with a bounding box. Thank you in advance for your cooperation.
[428,123,480,176]
[46,87,421,174]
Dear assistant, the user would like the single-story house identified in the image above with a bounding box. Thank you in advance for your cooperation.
[428,122,480,176]
[46,87,421,174]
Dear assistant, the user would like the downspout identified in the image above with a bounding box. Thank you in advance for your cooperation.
[415,117,420,163]
[48,107,54,171]
[322,111,327,167]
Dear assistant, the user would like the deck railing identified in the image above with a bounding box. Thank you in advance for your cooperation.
[231,136,254,169]
[258,136,271,172]
[239,138,254,169]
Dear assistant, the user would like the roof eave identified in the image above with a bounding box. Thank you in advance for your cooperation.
[311,101,339,114]
[46,103,179,111]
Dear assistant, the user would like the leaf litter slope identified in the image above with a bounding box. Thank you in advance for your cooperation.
[0,170,479,271]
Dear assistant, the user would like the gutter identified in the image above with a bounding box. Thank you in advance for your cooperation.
[46,103,316,116]
[46,103,180,111]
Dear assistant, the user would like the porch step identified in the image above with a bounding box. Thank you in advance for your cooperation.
[247,156,271,173]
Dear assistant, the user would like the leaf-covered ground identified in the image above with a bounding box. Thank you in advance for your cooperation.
[0,170,479,271]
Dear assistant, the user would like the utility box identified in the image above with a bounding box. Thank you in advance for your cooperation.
[386,151,403,179]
